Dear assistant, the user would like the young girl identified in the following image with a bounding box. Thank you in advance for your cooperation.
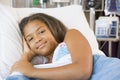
[6,13,93,80]
[6,13,120,80]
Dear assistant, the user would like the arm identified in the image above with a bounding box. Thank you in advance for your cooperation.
[10,38,36,74]
[12,29,93,80]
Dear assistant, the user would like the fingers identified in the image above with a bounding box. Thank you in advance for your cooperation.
[10,60,34,75]
[10,61,19,74]
[23,37,30,53]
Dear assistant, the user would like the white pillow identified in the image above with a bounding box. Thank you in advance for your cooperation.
[0,4,23,79]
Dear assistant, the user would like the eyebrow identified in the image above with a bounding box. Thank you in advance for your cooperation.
[25,27,41,39]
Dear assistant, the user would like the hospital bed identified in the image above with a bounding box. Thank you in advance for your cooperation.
[0,3,120,80]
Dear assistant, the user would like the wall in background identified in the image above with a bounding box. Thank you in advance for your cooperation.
[0,0,12,6]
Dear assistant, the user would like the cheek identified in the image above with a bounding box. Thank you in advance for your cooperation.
[29,43,35,51]
[48,35,57,43]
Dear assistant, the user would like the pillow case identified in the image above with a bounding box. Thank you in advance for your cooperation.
[0,4,23,79]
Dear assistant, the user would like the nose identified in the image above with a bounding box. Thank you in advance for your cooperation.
[34,34,42,43]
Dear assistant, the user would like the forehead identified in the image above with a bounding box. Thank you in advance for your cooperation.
[23,20,49,36]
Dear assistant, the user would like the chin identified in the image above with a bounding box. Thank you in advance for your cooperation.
[35,51,48,56]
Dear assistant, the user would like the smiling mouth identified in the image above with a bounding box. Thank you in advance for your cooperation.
[37,41,47,49]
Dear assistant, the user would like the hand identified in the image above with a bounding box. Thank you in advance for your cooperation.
[11,59,34,76]
[22,37,36,61]
[23,37,31,53]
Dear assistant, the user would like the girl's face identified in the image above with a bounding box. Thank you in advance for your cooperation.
[23,20,58,57]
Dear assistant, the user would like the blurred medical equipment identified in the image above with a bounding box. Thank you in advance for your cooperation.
[96,0,120,40]
[88,0,95,31]
[95,16,119,41]
[50,0,71,7]
[95,15,119,57]
[96,0,120,57]
[81,0,104,32]
[11,0,78,8]
[104,0,120,15]
[36,0,48,8]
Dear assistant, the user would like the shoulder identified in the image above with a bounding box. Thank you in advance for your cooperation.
[64,29,85,42]
[65,29,83,37]
[66,29,80,34]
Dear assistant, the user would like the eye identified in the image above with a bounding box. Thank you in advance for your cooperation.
[27,37,33,42]
[39,30,46,34]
